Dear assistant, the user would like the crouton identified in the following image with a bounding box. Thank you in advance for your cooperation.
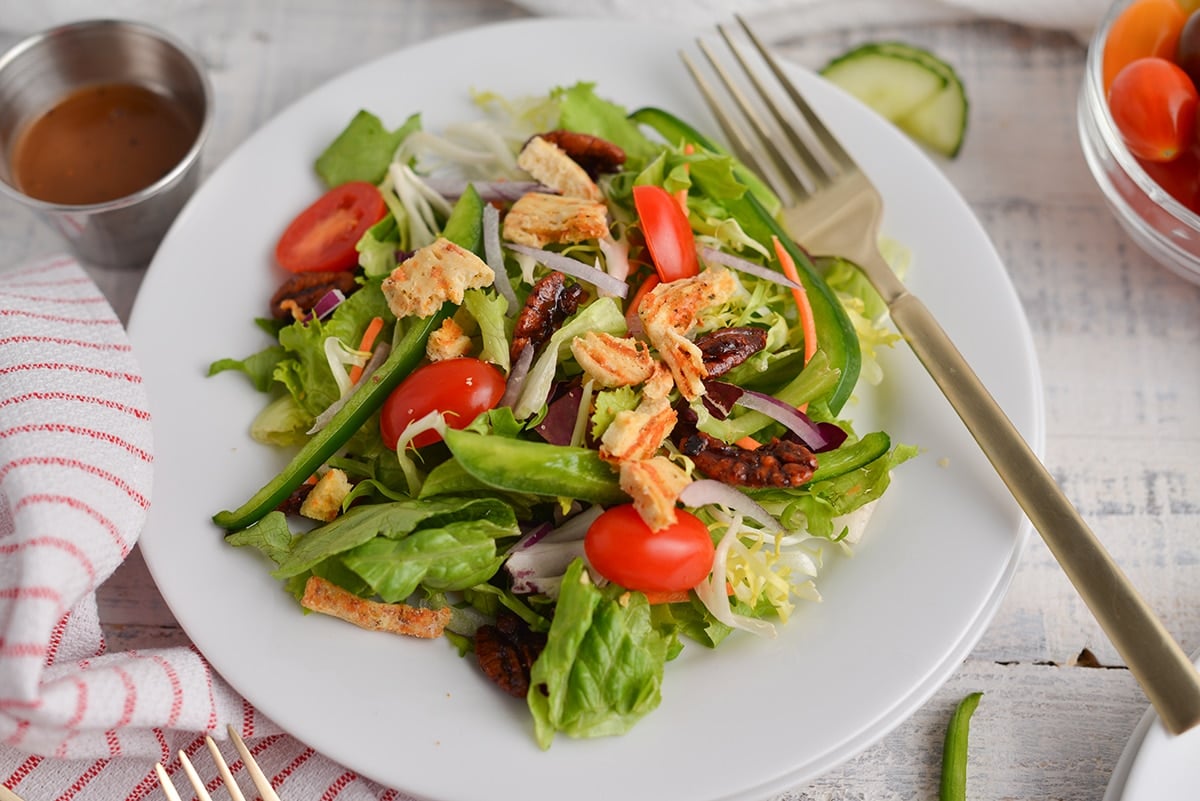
[639,268,739,400]
[517,135,603,201]
[382,237,493,319]
[502,193,609,248]
[301,576,451,639]
[599,388,677,463]
[570,331,657,387]
[299,468,351,522]
[619,456,692,532]
[426,317,472,362]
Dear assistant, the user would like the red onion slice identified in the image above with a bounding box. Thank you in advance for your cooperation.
[700,245,801,290]
[705,380,831,451]
[679,480,782,534]
[498,344,534,409]
[311,288,346,320]
[423,177,555,203]
[482,204,519,313]
[506,243,629,299]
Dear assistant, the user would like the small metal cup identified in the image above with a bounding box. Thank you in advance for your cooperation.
[0,19,212,271]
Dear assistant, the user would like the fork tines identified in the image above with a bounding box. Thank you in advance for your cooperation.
[155,725,281,801]
[680,16,853,203]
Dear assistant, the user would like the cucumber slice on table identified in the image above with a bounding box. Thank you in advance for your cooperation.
[820,42,969,158]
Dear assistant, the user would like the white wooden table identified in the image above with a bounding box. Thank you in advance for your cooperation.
[3,2,1199,798]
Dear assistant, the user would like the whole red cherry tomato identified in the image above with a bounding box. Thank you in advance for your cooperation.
[1103,0,1186,92]
[275,181,386,273]
[1140,145,1200,213]
[1176,10,1200,85]
[380,358,506,449]
[1108,57,1199,162]
[584,504,715,593]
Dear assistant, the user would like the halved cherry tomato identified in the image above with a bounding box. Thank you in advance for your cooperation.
[1109,57,1199,162]
[275,181,387,273]
[1102,0,1186,92]
[380,357,506,449]
[632,184,699,282]
[584,504,715,593]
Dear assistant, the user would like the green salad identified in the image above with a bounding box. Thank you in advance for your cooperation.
[210,82,916,748]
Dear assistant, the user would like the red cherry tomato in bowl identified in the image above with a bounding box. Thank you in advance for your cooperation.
[1108,57,1199,162]
[1102,0,1186,91]
[380,357,506,449]
[632,184,699,282]
[584,504,715,593]
[275,180,387,273]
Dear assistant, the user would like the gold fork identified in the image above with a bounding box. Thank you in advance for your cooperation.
[155,725,282,801]
[682,16,1200,736]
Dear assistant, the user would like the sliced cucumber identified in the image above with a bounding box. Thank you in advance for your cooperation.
[820,48,946,122]
[820,42,969,158]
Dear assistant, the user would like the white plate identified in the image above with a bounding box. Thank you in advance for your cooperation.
[128,18,1042,801]
[1105,654,1200,801]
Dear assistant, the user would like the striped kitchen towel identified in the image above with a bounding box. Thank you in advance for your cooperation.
[0,257,406,800]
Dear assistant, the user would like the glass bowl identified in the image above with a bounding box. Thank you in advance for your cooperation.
[1077,0,1200,285]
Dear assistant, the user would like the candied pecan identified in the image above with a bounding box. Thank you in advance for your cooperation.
[269,270,359,320]
[510,271,587,361]
[694,326,769,378]
[275,481,314,516]
[680,430,818,488]
[538,130,626,176]
[474,612,548,698]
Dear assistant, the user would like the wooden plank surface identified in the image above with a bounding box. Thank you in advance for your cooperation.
[4,3,1197,799]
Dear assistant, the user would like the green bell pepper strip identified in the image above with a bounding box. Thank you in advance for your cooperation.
[627,106,862,416]
[806,431,891,484]
[939,691,983,801]
[213,306,452,531]
[213,188,486,532]
[444,183,484,257]
[442,429,628,506]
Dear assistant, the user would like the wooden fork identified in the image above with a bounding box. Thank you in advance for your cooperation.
[155,725,281,801]
[682,14,1200,735]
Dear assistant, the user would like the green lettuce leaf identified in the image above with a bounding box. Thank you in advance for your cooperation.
[527,559,669,749]
[225,511,294,565]
[272,496,515,579]
[273,279,392,417]
[208,345,287,392]
[248,393,312,447]
[555,83,658,168]
[340,518,509,602]
[315,110,420,187]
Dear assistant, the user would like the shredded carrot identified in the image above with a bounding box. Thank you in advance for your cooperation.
[348,316,385,385]
[643,581,733,605]
[642,589,692,605]
[673,143,696,215]
[773,236,817,366]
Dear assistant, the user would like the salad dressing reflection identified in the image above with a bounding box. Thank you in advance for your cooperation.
[10,82,198,206]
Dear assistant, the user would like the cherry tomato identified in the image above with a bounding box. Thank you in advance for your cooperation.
[631,184,699,282]
[380,358,506,449]
[584,504,715,593]
[1140,144,1200,212]
[1102,0,1186,92]
[275,181,386,273]
[1177,10,1200,84]
[1108,57,1199,162]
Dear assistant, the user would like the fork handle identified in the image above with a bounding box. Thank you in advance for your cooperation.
[887,287,1200,735]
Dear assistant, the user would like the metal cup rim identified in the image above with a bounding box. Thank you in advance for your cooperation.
[0,18,215,213]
